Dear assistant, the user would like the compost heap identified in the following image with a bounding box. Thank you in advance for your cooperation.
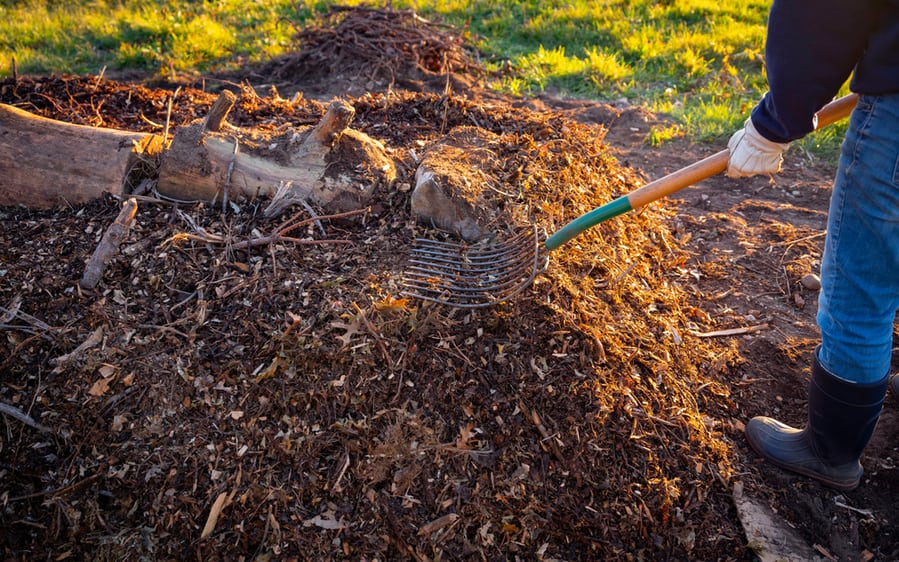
[0,73,747,561]
[0,11,753,560]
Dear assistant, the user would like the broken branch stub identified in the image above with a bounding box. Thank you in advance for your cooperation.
[305,99,355,148]
[203,89,237,133]
[156,95,396,217]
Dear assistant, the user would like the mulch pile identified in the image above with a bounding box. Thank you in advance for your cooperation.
[2,8,752,560]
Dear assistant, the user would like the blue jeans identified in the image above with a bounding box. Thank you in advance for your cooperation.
[817,93,899,384]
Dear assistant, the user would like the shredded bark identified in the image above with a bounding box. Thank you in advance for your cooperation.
[0,73,748,561]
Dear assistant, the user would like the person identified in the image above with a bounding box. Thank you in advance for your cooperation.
[725,0,899,490]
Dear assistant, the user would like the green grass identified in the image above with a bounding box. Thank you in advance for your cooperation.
[0,0,848,153]
[0,0,301,76]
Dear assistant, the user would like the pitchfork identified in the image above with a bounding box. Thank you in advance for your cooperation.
[402,94,858,307]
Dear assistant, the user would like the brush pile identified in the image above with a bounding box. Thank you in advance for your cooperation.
[270,5,482,90]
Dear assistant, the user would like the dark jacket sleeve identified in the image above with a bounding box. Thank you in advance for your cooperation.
[750,0,881,143]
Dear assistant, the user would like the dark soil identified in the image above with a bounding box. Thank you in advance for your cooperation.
[1,7,897,561]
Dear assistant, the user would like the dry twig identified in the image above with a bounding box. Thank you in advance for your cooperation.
[518,399,567,466]
[689,324,770,338]
[0,401,52,433]
[165,207,368,250]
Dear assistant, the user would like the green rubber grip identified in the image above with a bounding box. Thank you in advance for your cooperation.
[544,196,633,250]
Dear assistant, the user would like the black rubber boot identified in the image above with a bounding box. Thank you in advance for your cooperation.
[745,353,888,490]
[891,374,899,397]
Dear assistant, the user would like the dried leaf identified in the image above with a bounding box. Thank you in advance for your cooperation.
[455,422,476,449]
[303,514,348,530]
[200,492,229,539]
[417,513,459,536]
[88,376,113,397]
[254,357,282,383]
[111,415,127,432]
[331,316,363,347]
[372,296,411,313]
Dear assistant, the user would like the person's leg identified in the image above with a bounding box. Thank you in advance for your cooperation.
[817,93,899,383]
[746,352,887,489]
[745,93,899,489]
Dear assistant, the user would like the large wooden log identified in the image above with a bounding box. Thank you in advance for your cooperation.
[0,103,162,208]
[157,94,396,216]
[0,94,396,217]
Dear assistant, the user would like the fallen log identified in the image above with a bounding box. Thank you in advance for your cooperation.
[157,93,396,217]
[1,93,396,217]
[0,103,163,208]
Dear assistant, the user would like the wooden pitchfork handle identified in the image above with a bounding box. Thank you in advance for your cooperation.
[544,93,859,250]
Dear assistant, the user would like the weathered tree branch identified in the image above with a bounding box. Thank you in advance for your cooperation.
[157,95,395,217]
[79,197,139,289]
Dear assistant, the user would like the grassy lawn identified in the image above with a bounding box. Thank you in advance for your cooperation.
[0,0,847,154]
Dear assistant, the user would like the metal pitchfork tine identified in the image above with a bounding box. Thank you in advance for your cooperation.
[402,224,550,308]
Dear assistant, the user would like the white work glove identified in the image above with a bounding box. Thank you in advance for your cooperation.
[726,119,790,178]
